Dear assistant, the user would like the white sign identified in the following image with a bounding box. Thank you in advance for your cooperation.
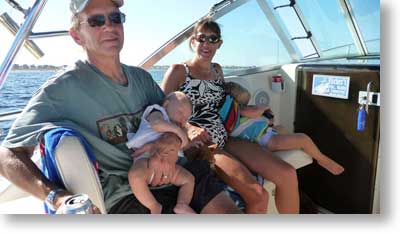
[312,74,350,99]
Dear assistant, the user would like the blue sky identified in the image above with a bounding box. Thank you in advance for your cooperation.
[0,0,221,66]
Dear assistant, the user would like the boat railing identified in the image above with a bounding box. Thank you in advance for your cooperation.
[139,0,251,70]
[0,0,69,92]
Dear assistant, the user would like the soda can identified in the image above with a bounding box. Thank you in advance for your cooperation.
[58,194,93,214]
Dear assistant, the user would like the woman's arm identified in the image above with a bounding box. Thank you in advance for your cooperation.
[161,64,187,95]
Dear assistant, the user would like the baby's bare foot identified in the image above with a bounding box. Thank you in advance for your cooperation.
[318,158,345,175]
[173,203,196,214]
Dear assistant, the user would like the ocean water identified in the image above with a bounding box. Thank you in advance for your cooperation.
[0,68,166,142]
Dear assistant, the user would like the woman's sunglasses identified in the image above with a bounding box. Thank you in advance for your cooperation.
[195,34,221,44]
[82,12,126,27]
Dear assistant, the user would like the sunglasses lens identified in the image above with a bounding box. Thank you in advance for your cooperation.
[197,35,207,43]
[86,12,125,27]
[110,12,125,24]
[196,34,220,44]
[208,35,220,43]
[87,15,106,27]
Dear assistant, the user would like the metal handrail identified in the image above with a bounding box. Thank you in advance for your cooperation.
[0,12,44,59]
[0,110,22,122]
[139,0,250,69]
[0,0,48,91]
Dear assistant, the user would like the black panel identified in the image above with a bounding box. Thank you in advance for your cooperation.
[295,65,380,213]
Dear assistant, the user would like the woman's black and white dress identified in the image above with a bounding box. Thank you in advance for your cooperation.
[179,63,227,148]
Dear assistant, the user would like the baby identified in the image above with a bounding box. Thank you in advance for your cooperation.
[221,82,344,175]
[126,91,195,214]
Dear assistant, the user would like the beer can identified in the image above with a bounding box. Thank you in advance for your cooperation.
[58,194,93,214]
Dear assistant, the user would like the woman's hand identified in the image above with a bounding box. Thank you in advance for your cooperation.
[186,124,211,143]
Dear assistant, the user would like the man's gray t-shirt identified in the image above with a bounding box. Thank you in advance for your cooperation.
[2,60,165,211]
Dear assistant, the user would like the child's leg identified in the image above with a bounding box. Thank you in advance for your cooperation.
[267,133,344,175]
[128,159,162,214]
[169,165,196,214]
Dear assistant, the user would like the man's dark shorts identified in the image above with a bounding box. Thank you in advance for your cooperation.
[108,160,225,214]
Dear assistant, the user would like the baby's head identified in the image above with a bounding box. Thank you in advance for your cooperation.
[224,82,251,105]
[163,91,192,128]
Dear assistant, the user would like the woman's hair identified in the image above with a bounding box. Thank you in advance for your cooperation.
[189,18,221,50]
[192,18,221,37]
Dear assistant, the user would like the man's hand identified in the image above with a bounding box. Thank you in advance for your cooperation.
[131,132,179,187]
[54,191,102,214]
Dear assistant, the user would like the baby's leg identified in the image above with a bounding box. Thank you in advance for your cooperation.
[128,159,162,214]
[267,133,344,175]
[169,165,196,214]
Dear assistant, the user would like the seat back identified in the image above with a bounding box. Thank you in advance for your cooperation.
[54,136,107,214]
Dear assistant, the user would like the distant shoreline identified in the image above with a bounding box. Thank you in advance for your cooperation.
[11,64,66,72]
[11,64,253,72]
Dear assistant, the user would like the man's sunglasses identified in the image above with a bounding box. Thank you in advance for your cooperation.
[195,34,221,44]
[82,12,126,27]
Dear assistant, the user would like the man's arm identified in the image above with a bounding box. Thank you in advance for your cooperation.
[0,146,72,210]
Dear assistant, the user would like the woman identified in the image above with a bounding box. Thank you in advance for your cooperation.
[161,18,299,213]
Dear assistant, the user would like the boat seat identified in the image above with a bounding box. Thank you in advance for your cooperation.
[0,135,107,214]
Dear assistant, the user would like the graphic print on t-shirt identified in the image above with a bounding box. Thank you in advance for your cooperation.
[97,111,142,145]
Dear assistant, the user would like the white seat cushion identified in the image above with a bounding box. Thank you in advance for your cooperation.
[54,136,107,214]
[273,149,313,170]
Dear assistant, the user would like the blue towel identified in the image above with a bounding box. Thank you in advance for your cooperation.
[40,128,97,214]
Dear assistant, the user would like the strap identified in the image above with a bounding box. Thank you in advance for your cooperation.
[183,63,191,76]
[212,63,223,81]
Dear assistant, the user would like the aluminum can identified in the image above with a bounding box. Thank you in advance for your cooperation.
[58,194,93,214]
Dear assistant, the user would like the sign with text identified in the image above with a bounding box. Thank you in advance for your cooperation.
[312,74,350,99]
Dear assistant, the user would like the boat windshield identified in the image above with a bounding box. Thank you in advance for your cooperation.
[153,0,380,73]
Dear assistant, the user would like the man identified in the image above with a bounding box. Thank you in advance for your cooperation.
[0,0,240,214]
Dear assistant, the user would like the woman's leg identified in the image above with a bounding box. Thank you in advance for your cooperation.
[224,137,299,214]
[213,148,269,214]
[200,191,242,214]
